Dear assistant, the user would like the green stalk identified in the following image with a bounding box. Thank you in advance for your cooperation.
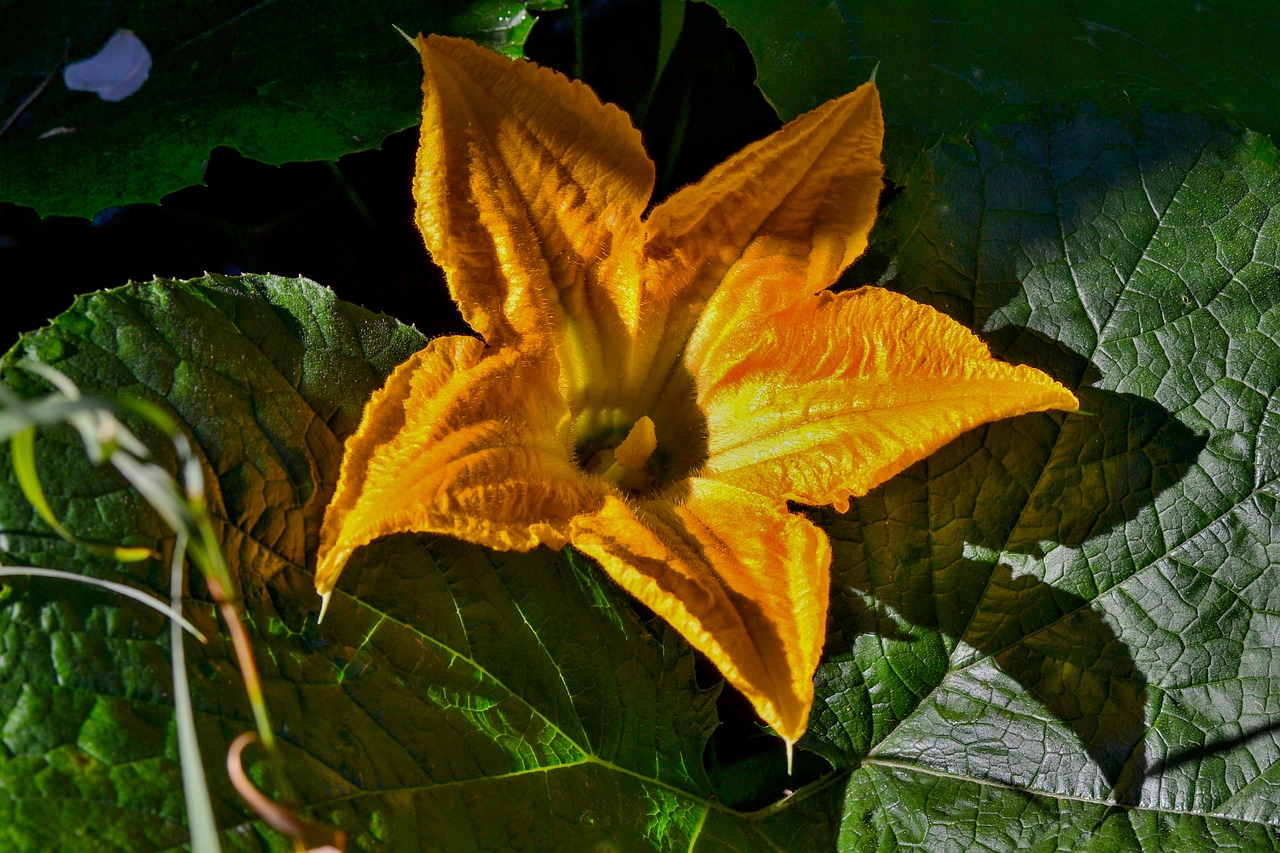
[170,531,222,853]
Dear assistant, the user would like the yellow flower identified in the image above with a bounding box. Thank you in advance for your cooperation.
[315,35,1079,755]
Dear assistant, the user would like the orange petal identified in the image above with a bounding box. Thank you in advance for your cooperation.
[569,479,830,745]
[414,35,653,400]
[701,286,1081,511]
[316,335,605,598]
[636,83,884,400]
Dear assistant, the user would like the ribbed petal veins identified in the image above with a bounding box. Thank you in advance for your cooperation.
[315,335,606,598]
[700,286,1081,510]
[415,35,654,405]
[569,479,830,746]
[636,82,884,401]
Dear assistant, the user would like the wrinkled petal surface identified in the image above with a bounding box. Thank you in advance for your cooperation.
[569,479,830,745]
[415,35,654,407]
[316,335,605,596]
[700,286,1081,511]
[636,83,884,401]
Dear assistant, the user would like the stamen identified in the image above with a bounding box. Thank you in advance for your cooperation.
[613,416,657,470]
[588,416,659,492]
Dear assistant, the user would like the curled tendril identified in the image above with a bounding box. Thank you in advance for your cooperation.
[226,732,346,853]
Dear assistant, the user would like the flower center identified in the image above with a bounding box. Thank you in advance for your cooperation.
[571,368,708,498]
[579,415,658,494]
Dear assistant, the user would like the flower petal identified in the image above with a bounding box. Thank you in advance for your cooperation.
[701,287,1081,511]
[315,335,606,597]
[414,35,654,397]
[569,479,830,745]
[636,82,883,399]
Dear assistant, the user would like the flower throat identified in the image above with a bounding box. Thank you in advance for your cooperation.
[576,415,662,495]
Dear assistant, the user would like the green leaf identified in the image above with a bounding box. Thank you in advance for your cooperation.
[838,765,1280,852]
[810,109,1280,844]
[0,274,839,849]
[0,274,424,848]
[0,0,555,218]
[453,0,568,57]
[702,0,1280,175]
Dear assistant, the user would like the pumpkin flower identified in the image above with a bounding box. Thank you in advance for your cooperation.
[315,35,1079,756]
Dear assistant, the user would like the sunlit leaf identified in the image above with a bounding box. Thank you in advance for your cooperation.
[809,107,1280,842]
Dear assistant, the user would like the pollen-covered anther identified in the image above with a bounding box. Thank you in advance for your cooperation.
[613,416,657,470]
[592,416,658,494]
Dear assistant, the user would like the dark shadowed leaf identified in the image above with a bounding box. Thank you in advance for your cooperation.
[0,0,556,217]
[703,0,1280,177]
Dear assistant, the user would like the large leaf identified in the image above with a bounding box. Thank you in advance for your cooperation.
[808,108,1280,844]
[702,0,1280,176]
[0,0,557,218]
[0,274,840,850]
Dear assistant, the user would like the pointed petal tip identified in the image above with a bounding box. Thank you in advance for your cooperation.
[773,707,810,768]
[845,76,881,112]
[393,25,417,50]
[314,545,351,601]
[1028,375,1081,415]
[315,544,354,625]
